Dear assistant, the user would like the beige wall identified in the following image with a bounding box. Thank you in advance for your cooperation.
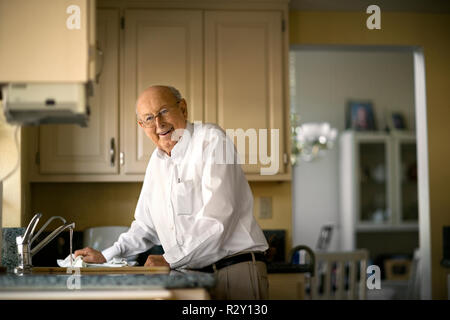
[29,181,293,260]
[289,10,450,300]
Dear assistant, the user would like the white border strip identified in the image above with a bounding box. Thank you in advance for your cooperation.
[414,49,431,300]
[0,289,173,300]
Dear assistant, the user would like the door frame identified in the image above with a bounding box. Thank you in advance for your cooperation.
[290,44,431,299]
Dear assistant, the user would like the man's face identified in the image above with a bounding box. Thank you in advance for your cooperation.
[136,87,188,155]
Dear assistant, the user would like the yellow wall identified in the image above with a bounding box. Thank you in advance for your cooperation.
[289,10,450,299]
[251,182,292,259]
[29,181,293,260]
[29,183,141,229]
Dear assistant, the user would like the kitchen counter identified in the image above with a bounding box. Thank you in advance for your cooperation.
[266,263,313,274]
[0,270,215,300]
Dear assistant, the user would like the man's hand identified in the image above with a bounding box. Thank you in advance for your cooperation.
[74,247,107,264]
[144,255,170,267]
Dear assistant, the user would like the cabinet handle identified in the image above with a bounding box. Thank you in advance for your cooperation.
[96,41,104,83]
[110,138,115,167]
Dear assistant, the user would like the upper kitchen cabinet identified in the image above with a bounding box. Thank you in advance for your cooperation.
[0,0,96,82]
[39,9,119,174]
[124,9,286,176]
[122,10,203,174]
[30,0,290,181]
[205,11,285,176]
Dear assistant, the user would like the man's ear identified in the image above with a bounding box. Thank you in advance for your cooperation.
[137,120,144,128]
[179,98,188,120]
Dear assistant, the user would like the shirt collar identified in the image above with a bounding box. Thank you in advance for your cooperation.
[156,121,193,163]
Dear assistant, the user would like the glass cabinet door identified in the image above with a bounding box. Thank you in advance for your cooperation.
[358,140,391,225]
[398,140,418,223]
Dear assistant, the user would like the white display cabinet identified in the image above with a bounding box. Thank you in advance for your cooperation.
[392,131,418,226]
[340,130,418,251]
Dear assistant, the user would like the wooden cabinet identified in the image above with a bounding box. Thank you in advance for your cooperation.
[34,1,289,181]
[122,10,203,174]
[205,11,285,175]
[340,131,418,251]
[268,273,305,300]
[0,0,96,83]
[39,9,119,174]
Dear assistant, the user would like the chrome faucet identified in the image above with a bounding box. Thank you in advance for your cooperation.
[14,213,75,274]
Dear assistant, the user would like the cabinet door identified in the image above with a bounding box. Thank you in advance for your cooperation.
[39,9,119,174]
[122,10,203,174]
[394,135,418,224]
[0,0,95,82]
[268,273,305,300]
[205,11,285,175]
[356,137,393,226]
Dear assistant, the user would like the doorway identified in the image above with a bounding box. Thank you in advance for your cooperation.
[289,45,430,299]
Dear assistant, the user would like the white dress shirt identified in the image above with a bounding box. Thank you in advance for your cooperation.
[102,122,268,269]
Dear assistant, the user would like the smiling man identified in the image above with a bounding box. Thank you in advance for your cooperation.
[75,85,269,299]
[136,86,188,156]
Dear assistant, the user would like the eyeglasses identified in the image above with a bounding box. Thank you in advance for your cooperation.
[138,101,180,128]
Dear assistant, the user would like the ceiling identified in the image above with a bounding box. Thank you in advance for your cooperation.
[289,0,450,13]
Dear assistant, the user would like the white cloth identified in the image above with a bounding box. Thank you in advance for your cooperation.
[57,254,86,268]
[57,254,136,268]
[102,122,268,269]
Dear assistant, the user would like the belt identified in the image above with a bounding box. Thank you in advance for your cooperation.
[193,252,266,273]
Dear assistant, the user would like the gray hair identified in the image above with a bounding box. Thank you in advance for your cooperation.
[135,85,183,116]
[167,86,182,102]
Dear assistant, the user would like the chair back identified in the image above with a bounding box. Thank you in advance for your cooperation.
[310,249,369,300]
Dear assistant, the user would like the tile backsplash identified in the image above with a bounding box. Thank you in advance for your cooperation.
[1,227,24,273]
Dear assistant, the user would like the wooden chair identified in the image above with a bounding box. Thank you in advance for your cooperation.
[308,249,369,300]
[405,248,421,299]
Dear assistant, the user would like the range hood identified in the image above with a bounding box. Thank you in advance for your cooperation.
[1,83,89,126]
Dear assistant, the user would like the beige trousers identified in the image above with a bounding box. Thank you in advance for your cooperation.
[210,257,268,300]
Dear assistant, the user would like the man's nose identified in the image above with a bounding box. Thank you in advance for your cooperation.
[155,115,165,128]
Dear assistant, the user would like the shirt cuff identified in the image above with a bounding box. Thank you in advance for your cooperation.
[102,245,121,262]
[163,244,184,268]
[162,223,221,269]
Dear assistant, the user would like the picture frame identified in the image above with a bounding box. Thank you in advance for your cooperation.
[346,101,376,131]
[390,112,406,130]
[316,224,334,251]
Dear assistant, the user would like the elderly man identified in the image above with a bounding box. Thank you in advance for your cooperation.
[75,85,269,299]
